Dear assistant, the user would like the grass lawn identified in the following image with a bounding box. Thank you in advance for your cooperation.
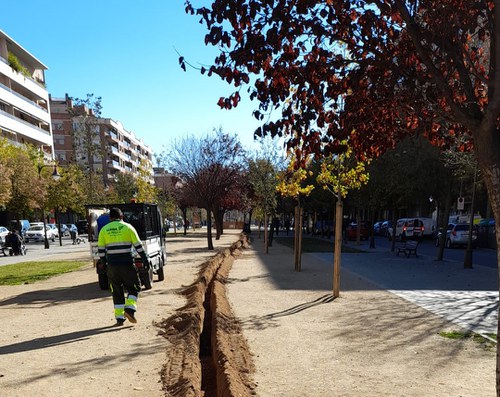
[275,236,365,253]
[0,261,88,285]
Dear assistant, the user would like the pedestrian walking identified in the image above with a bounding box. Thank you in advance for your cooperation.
[97,208,149,326]
[69,225,78,244]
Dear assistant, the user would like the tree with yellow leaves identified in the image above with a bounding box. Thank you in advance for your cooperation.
[276,153,315,271]
[316,141,370,297]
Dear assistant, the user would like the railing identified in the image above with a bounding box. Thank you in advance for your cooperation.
[0,108,50,135]
[0,81,48,112]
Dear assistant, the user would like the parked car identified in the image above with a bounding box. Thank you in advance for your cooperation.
[373,221,384,235]
[435,223,477,248]
[24,225,56,243]
[346,221,369,241]
[380,220,393,237]
[47,224,59,238]
[389,218,424,241]
[0,226,9,245]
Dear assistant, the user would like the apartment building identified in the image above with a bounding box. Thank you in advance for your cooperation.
[0,30,53,157]
[50,94,153,185]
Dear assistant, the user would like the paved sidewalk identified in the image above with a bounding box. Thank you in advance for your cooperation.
[227,234,496,396]
[312,247,498,336]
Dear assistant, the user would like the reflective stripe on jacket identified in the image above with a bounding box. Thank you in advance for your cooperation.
[97,220,146,265]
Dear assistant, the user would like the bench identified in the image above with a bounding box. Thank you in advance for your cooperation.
[395,240,419,258]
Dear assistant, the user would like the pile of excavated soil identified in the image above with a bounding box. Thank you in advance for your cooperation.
[157,237,256,397]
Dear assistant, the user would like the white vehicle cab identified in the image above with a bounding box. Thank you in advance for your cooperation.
[86,203,166,290]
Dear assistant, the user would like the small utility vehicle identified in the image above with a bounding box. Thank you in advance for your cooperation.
[86,203,166,290]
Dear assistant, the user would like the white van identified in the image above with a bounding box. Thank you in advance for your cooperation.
[389,218,424,241]
[416,217,436,238]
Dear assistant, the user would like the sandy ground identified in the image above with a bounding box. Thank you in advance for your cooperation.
[0,230,238,397]
[0,229,497,396]
[227,235,496,397]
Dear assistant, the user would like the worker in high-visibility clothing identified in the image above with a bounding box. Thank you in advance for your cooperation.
[97,207,149,326]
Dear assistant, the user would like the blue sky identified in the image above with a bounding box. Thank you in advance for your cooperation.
[0,1,267,154]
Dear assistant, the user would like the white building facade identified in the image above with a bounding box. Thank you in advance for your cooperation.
[0,30,53,157]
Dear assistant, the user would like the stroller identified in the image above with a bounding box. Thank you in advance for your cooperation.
[1,231,27,256]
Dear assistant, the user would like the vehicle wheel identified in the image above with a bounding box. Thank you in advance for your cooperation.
[142,267,153,290]
[157,264,165,282]
[446,238,452,248]
[98,273,109,290]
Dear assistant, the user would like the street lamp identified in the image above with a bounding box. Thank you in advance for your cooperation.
[37,163,60,249]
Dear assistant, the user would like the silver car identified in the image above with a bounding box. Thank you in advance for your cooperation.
[436,223,477,248]
[24,225,56,243]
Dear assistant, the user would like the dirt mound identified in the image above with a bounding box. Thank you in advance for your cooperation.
[157,237,256,397]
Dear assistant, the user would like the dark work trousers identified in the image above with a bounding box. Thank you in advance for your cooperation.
[107,263,141,306]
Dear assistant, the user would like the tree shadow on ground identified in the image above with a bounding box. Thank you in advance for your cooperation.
[0,282,108,307]
[0,325,123,355]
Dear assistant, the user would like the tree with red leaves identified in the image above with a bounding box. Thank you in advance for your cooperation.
[164,129,246,249]
[184,0,500,391]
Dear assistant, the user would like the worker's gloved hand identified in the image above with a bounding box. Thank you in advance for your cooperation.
[143,260,150,271]
[101,260,108,272]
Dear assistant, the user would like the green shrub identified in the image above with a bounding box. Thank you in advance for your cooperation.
[8,51,31,78]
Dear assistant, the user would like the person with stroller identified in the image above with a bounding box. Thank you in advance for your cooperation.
[69,224,78,244]
[7,229,23,255]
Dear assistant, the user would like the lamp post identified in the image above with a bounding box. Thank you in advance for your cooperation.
[37,163,60,249]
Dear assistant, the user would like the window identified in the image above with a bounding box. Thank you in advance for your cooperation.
[52,121,64,131]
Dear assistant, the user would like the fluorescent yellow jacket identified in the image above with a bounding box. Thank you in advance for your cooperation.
[97,220,147,266]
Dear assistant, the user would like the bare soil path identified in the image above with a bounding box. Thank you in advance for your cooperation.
[0,230,239,397]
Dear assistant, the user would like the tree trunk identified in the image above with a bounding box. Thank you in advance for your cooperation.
[56,209,63,246]
[369,208,376,249]
[264,213,269,254]
[471,123,500,395]
[206,209,214,250]
[333,199,343,297]
[437,196,452,261]
[213,208,224,240]
[390,209,398,251]
[268,214,275,247]
[181,207,188,236]
[247,209,253,234]
[294,204,303,272]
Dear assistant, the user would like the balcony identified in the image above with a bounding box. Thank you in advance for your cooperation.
[0,82,50,123]
[108,159,123,171]
[106,130,118,141]
[0,108,52,145]
[0,59,48,101]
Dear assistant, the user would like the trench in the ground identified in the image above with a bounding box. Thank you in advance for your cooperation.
[200,280,217,396]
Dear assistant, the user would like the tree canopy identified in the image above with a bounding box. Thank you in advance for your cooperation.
[185,1,495,160]
[161,129,246,248]
[185,2,500,389]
